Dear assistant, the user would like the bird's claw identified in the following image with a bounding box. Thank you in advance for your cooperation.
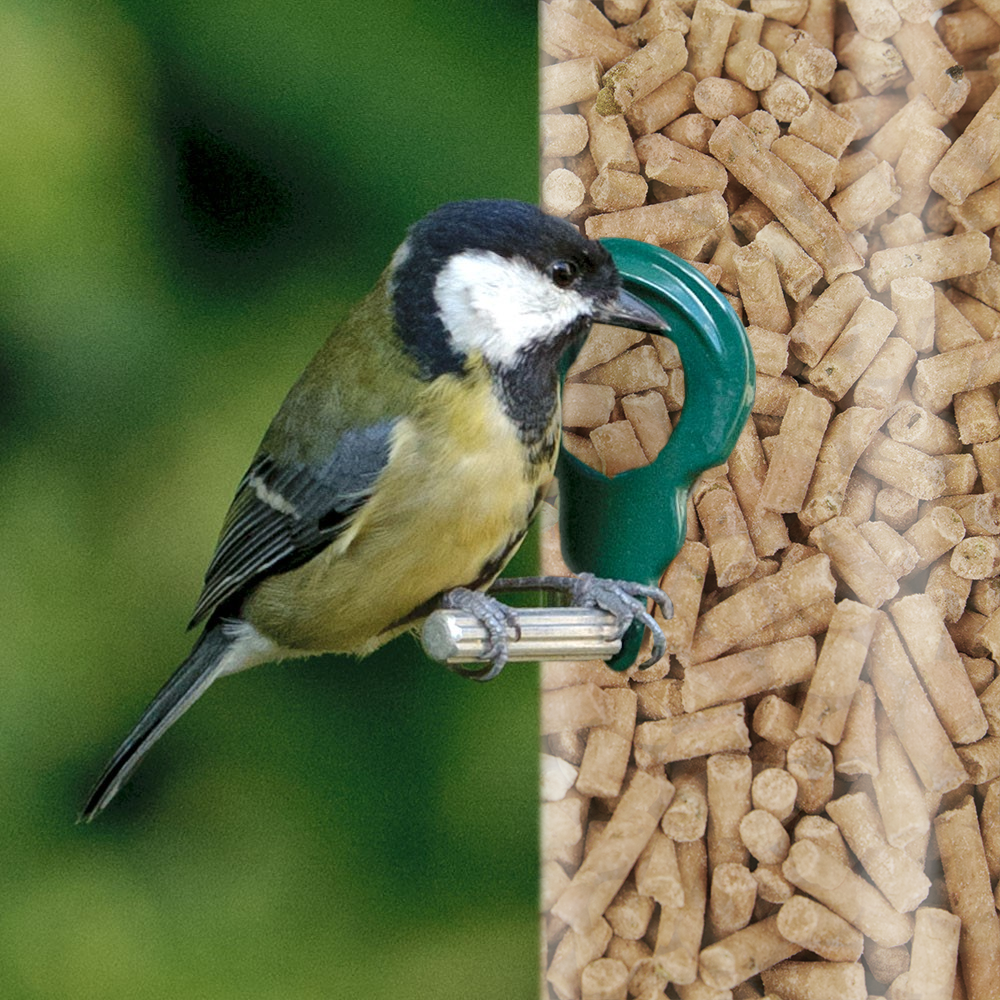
[564,573,672,669]
[440,587,521,681]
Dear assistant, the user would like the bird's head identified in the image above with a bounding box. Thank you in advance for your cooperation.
[389,200,667,379]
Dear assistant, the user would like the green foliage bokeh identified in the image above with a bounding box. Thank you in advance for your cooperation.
[0,1,540,997]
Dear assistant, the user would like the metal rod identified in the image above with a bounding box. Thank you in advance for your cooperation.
[421,607,623,664]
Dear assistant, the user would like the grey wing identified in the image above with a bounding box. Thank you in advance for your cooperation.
[188,420,396,628]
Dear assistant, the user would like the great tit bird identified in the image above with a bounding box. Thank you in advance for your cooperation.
[82,199,669,820]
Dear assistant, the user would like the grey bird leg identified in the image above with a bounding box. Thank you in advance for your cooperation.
[441,574,672,680]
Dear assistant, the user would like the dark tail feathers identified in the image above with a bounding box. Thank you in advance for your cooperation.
[80,626,234,821]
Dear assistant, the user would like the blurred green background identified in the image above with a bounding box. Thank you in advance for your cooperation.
[1,1,540,997]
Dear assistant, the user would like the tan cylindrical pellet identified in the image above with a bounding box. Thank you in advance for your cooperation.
[890,594,989,745]
[873,488,918,532]
[541,55,603,110]
[751,767,798,822]
[789,273,867,367]
[770,134,838,201]
[913,340,1000,413]
[894,20,971,118]
[834,31,906,96]
[655,838,707,986]
[693,77,758,120]
[754,221,822,303]
[830,160,901,232]
[745,324,789,377]
[733,240,791,335]
[634,133,728,194]
[634,703,750,768]
[658,541,710,654]
[625,71,696,135]
[930,78,1000,206]
[681,636,816,714]
[552,770,674,933]
[760,959,867,1000]
[868,230,992,294]
[952,536,1000,580]
[886,402,960,455]
[739,809,790,865]
[727,418,790,557]
[662,112,716,154]
[542,683,609,735]
[806,297,897,402]
[852,336,916,411]
[589,168,647,212]
[604,881,655,941]
[826,791,931,912]
[634,829,684,907]
[841,468,879,525]
[934,287,982,354]
[833,679,879,778]
[858,432,947,500]
[688,554,836,664]
[542,167,586,217]
[954,736,1000,784]
[935,797,1000,1000]
[583,104,639,173]
[708,115,862,282]
[896,126,952,217]
[576,688,637,799]
[694,478,757,588]
[906,907,962,1000]
[584,191,728,244]
[975,440,1000,494]
[954,387,1000,446]
[871,708,931,850]
[867,614,969,795]
[698,913,802,991]
[752,694,800,750]
[760,20,836,89]
[706,752,752,870]
[686,0,738,81]
[759,72,810,122]
[541,6,633,69]
[760,389,832,513]
[859,520,919,580]
[793,814,850,867]
[785,736,834,814]
[580,957,628,1000]
[809,516,899,608]
[799,406,882,529]
[540,112,589,158]
[789,97,857,158]
[781,839,913,947]
[595,29,687,115]
[776,895,863,963]
[708,862,757,938]
[903,506,966,571]
[796,599,878,745]
[890,277,935,353]
[724,39,777,92]
[661,764,708,843]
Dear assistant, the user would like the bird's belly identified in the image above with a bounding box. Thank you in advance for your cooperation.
[246,407,557,653]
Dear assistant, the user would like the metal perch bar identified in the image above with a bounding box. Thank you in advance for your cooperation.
[421,607,623,664]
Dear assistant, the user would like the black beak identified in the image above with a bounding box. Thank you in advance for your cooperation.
[592,287,668,334]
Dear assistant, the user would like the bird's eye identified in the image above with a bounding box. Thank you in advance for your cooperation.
[550,259,579,289]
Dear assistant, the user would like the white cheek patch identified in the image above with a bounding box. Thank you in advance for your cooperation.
[433,249,589,366]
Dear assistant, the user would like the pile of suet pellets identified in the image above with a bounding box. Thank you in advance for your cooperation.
[539,1,1000,998]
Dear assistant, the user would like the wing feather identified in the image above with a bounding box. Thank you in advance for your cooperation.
[188,420,396,628]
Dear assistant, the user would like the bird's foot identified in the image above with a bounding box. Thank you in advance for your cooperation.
[439,587,522,682]
[492,573,672,669]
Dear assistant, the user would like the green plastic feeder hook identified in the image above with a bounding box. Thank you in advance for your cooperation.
[555,238,755,671]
